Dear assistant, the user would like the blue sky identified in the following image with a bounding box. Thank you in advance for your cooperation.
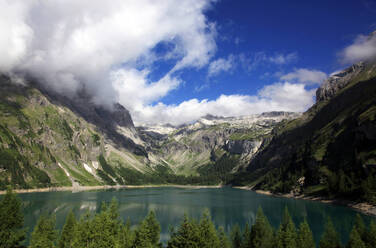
[1,0,376,125]
[160,0,376,105]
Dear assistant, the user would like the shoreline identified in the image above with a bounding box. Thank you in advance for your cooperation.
[234,186,376,217]
[0,184,222,195]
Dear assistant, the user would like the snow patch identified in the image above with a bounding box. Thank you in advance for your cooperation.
[57,162,70,177]
[92,161,99,170]
[83,163,95,175]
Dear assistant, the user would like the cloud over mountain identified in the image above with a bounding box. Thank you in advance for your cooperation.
[0,0,320,125]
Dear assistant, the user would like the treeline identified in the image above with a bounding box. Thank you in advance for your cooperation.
[1,188,376,248]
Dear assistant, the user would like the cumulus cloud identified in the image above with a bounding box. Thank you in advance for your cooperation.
[0,0,216,106]
[132,82,315,125]
[207,54,235,77]
[341,31,376,63]
[0,1,317,126]
[280,68,327,85]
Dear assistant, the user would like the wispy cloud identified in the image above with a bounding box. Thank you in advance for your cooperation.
[207,54,235,77]
[280,68,327,85]
[340,31,376,63]
[239,52,298,72]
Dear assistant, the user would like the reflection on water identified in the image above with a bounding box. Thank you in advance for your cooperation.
[19,187,376,245]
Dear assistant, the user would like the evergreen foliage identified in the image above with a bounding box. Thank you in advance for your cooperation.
[319,217,342,248]
[2,190,376,248]
[346,227,366,248]
[230,224,242,248]
[297,219,315,248]
[275,207,298,248]
[218,226,231,248]
[29,215,57,248]
[248,207,274,248]
[0,187,26,248]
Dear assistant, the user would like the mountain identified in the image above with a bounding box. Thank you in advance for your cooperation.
[233,60,376,203]
[0,74,297,189]
[139,112,299,178]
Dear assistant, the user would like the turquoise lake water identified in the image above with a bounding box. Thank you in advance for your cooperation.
[18,187,375,245]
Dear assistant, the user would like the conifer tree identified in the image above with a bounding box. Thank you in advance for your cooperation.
[365,220,376,248]
[230,224,242,248]
[240,223,250,248]
[347,226,366,248]
[319,217,341,248]
[58,210,76,248]
[133,211,161,248]
[29,215,58,248]
[275,207,297,248]
[198,210,220,248]
[167,214,201,248]
[117,219,134,248]
[249,207,274,248]
[297,219,315,248]
[0,187,26,248]
[353,214,366,241]
[71,212,94,248]
[218,226,231,248]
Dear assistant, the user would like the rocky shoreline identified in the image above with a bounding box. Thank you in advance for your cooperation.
[234,186,376,217]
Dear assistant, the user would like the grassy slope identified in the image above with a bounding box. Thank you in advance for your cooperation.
[233,64,376,203]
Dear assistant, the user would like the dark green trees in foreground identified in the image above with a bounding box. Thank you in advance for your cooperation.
[2,189,376,248]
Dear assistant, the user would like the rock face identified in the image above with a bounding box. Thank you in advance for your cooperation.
[316,62,365,102]
[224,140,262,155]
[238,58,376,202]
[140,112,299,174]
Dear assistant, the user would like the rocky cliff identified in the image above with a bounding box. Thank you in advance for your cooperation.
[234,60,376,204]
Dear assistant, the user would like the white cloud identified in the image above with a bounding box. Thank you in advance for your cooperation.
[280,68,327,85]
[341,31,376,63]
[0,0,216,107]
[0,1,317,126]
[132,82,315,125]
[207,54,235,77]
[268,52,298,65]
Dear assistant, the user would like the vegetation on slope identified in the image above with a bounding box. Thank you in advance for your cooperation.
[233,63,376,204]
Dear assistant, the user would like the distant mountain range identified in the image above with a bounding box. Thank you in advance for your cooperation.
[1,55,375,204]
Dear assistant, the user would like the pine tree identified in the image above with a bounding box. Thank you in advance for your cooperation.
[167,214,201,248]
[347,226,366,248]
[365,220,376,248]
[0,187,26,248]
[353,214,366,241]
[240,223,250,248]
[230,224,242,248]
[297,219,315,248]
[133,211,161,248]
[29,214,58,248]
[117,219,134,248]
[198,209,220,248]
[275,207,297,248]
[249,207,274,248]
[71,212,94,248]
[218,226,231,248]
[319,217,341,248]
[58,210,76,248]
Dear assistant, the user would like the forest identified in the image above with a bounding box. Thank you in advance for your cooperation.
[1,188,375,248]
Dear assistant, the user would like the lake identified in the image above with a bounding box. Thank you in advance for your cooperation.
[19,187,375,245]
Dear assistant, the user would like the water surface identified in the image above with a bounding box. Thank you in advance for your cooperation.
[19,187,375,245]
